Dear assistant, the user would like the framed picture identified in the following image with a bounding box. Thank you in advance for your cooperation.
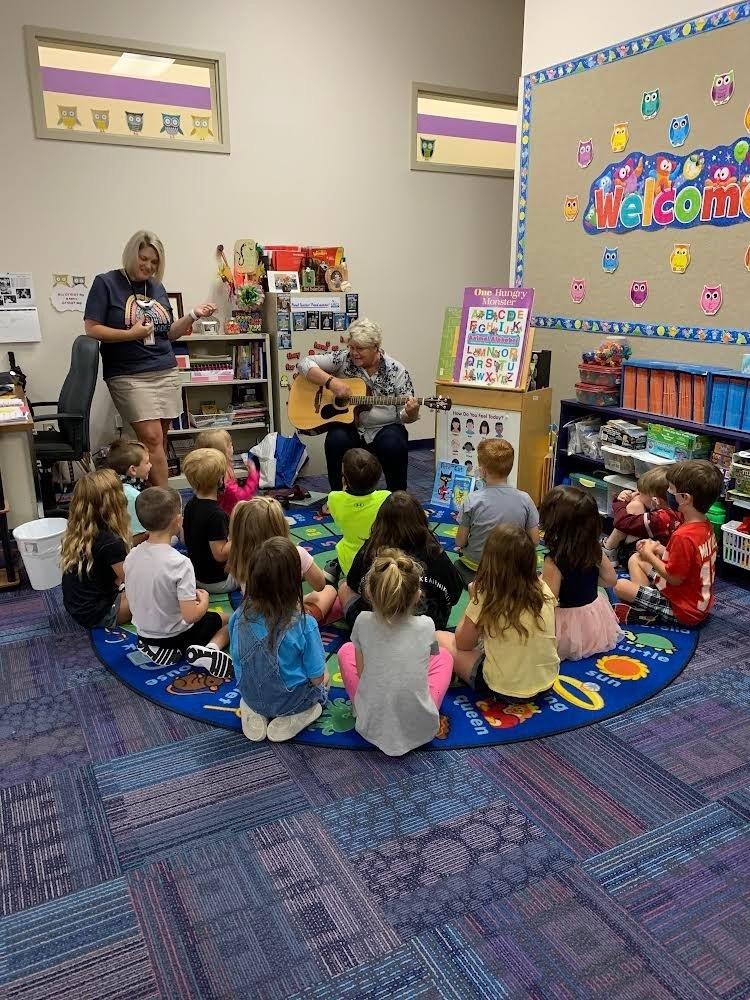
[24,26,229,153]
[268,271,301,294]
[167,291,184,319]
[411,82,516,178]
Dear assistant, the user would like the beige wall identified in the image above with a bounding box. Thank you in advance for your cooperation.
[1,0,523,449]
[519,3,749,420]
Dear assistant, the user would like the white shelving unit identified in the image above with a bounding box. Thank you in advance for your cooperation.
[168,332,274,489]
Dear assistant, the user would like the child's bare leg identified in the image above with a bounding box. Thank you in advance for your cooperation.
[116,592,132,625]
[614,553,651,604]
[626,551,651,587]
[304,584,337,621]
[604,527,626,549]
[435,630,481,684]
[338,581,358,606]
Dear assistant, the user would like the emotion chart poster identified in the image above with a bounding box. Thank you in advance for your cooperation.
[453,286,535,390]
[436,406,522,489]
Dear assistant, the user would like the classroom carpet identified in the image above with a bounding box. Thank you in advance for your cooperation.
[90,502,699,749]
[3,448,750,999]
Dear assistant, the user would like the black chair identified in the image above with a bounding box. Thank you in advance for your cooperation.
[29,335,100,514]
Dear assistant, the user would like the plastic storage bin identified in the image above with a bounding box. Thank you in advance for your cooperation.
[632,450,674,479]
[722,520,750,569]
[604,474,638,515]
[570,472,609,515]
[577,363,622,388]
[601,444,635,474]
[730,451,750,495]
[12,518,67,591]
[575,383,621,407]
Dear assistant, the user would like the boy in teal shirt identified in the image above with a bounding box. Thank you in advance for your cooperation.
[326,449,389,584]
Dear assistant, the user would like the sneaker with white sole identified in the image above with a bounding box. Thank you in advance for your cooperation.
[323,559,341,586]
[266,703,323,742]
[137,639,182,666]
[239,699,268,741]
[185,644,234,678]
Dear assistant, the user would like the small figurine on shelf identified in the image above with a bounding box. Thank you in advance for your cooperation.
[216,244,236,298]
[235,283,265,332]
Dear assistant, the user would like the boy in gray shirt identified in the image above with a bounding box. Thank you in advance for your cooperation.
[124,487,233,677]
[455,439,539,583]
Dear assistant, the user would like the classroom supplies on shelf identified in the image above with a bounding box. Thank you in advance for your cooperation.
[575,383,620,407]
[721,520,750,570]
[622,360,709,423]
[646,423,712,460]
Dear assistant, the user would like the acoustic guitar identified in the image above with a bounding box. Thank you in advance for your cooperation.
[288,375,452,433]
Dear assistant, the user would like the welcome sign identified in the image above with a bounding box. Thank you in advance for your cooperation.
[584,138,750,235]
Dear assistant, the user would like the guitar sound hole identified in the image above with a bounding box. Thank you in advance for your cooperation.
[320,402,350,420]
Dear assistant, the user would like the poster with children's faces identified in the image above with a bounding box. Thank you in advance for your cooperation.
[436,406,521,488]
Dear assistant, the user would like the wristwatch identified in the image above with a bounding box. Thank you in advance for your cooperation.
[324,376,334,390]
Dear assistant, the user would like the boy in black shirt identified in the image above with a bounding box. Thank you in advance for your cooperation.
[182,448,238,593]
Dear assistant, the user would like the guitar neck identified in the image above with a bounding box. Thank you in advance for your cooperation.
[344,395,421,406]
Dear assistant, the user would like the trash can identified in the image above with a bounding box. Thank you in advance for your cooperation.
[12,518,67,591]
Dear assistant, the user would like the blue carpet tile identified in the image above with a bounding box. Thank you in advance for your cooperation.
[2,448,750,999]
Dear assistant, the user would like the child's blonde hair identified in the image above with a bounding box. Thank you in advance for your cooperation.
[227,497,289,585]
[182,447,227,494]
[60,469,131,576]
[195,428,232,458]
[364,547,421,623]
[477,438,514,478]
[637,465,673,500]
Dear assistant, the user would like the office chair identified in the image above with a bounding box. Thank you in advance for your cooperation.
[28,335,100,515]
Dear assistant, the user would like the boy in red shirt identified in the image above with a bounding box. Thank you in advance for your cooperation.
[614,460,724,626]
[604,466,681,565]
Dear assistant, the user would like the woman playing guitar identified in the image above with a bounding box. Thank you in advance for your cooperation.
[296,318,420,491]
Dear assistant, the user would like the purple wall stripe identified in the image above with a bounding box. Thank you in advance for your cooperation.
[417,113,516,144]
[40,66,212,110]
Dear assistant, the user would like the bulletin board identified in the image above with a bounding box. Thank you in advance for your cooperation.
[516,5,750,345]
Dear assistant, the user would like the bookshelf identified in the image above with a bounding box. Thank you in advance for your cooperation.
[168,333,275,489]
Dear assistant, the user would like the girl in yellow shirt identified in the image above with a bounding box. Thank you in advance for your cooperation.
[437,523,560,700]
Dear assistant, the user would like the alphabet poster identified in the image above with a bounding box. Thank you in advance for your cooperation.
[453,286,535,390]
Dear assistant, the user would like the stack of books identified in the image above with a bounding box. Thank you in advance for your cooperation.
[0,396,29,424]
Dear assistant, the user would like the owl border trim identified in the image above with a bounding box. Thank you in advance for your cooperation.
[24,26,230,154]
[515,2,750,344]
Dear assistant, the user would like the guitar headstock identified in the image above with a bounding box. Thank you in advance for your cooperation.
[423,396,452,412]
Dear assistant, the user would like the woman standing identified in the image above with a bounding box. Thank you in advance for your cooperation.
[84,230,216,486]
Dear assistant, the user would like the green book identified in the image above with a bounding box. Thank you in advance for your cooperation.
[436,306,461,382]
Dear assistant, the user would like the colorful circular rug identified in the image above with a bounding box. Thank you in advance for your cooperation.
[91,504,699,749]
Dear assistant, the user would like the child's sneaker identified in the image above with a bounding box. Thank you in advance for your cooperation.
[266,703,323,742]
[137,639,182,665]
[239,699,267,741]
[186,644,234,678]
[323,558,341,586]
[602,545,619,567]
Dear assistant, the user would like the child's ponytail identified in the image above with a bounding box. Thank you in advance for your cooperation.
[364,547,421,622]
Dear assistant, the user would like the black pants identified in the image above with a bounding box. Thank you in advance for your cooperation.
[324,423,408,491]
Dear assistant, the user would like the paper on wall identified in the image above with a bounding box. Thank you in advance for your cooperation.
[0,272,35,309]
[50,273,88,312]
[0,308,42,343]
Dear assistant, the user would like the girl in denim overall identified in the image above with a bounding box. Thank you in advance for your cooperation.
[229,536,328,742]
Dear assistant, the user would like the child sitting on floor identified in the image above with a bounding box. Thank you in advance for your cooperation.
[603,466,680,565]
[124,487,233,676]
[103,438,152,543]
[230,536,328,742]
[195,428,260,516]
[339,491,463,631]
[539,486,622,661]
[338,548,454,755]
[437,524,559,701]
[227,497,337,622]
[182,448,237,593]
[615,459,724,626]
[455,439,539,586]
[325,448,389,584]
[61,469,132,629]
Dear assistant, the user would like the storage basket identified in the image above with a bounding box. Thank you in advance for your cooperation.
[632,450,674,479]
[190,411,233,429]
[601,444,635,474]
[575,383,621,407]
[570,472,609,516]
[578,363,622,388]
[721,520,750,569]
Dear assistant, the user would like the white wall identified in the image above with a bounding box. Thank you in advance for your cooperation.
[520,3,749,418]
[1,0,523,449]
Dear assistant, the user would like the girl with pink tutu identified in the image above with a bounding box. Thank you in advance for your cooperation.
[539,486,623,661]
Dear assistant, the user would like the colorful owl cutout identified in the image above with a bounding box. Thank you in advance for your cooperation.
[420,137,436,160]
[563,196,579,221]
[577,139,593,168]
[57,105,81,129]
[190,115,214,140]
[641,89,660,120]
[570,279,586,304]
[52,274,71,287]
[669,115,690,148]
[700,284,723,316]
[711,70,735,106]
[630,281,648,308]
[91,109,110,132]
[602,248,619,273]
[670,244,691,274]
[745,245,750,271]
[610,122,629,154]
[125,111,145,133]
[160,112,184,137]
[745,105,750,133]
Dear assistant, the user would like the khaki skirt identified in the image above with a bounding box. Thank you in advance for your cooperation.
[106,368,182,424]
